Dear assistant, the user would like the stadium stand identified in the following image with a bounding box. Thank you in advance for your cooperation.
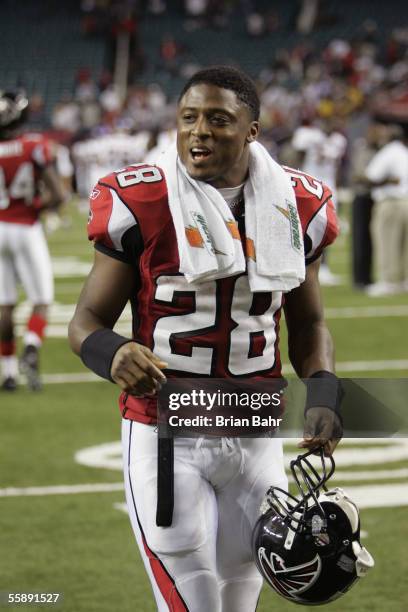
[0,0,105,120]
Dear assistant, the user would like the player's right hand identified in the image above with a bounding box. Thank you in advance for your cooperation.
[110,342,168,397]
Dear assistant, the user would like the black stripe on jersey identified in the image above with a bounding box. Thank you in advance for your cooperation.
[94,241,130,262]
[96,179,145,262]
[306,249,323,265]
[94,224,143,264]
[126,421,190,612]
[94,225,142,339]
[303,194,332,265]
[98,181,144,253]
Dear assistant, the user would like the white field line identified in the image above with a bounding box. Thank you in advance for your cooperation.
[303,468,408,481]
[320,359,408,373]
[13,302,408,326]
[2,440,407,506]
[42,372,100,384]
[342,484,408,508]
[325,305,408,318]
[75,440,408,473]
[34,358,408,386]
[54,285,83,295]
[13,302,408,341]
[51,260,92,277]
[18,324,408,342]
[114,502,128,514]
[1,481,407,509]
[0,482,124,497]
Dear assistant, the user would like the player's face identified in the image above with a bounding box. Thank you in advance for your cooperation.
[177,84,259,188]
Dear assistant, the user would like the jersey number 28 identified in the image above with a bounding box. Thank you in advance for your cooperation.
[153,275,281,376]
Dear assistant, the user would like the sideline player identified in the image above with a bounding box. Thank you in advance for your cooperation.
[0,90,66,391]
[69,67,342,611]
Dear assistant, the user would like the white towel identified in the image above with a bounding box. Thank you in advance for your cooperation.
[157,141,305,292]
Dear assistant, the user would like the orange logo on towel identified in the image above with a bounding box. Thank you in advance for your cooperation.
[274,205,290,219]
[225,220,240,240]
[246,237,256,261]
[185,226,204,248]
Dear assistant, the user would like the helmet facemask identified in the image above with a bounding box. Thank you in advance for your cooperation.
[265,447,335,536]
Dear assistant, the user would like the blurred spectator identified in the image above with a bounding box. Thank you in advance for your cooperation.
[296,0,320,35]
[146,83,167,112]
[80,99,102,132]
[75,68,98,102]
[145,127,177,162]
[26,93,47,130]
[147,0,167,15]
[99,84,122,114]
[98,69,113,92]
[184,0,207,19]
[160,34,184,75]
[51,95,81,134]
[246,13,265,38]
[357,19,379,46]
[349,122,388,288]
[55,144,75,195]
[122,84,168,130]
[365,125,408,296]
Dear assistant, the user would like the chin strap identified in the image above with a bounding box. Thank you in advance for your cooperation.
[352,541,375,576]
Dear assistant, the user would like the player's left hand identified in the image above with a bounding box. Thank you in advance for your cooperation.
[298,406,343,456]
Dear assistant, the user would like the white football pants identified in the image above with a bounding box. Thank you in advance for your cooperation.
[122,420,287,612]
[0,221,53,305]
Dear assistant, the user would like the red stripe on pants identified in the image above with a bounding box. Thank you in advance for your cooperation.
[141,533,189,612]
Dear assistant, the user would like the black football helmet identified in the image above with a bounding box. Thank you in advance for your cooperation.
[0,90,29,131]
[252,447,374,605]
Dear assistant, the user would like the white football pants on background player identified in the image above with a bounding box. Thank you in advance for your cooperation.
[0,221,53,305]
[122,420,288,612]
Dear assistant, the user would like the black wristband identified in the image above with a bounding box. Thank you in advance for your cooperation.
[305,370,344,416]
[80,329,133,382]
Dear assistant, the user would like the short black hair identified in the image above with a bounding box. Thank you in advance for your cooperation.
[179,65,260,121]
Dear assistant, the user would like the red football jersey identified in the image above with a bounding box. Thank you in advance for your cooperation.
[0,133,55,225]
[87,163,338,423]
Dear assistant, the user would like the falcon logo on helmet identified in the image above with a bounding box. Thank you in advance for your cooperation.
[252,447,375,605]
[258,550,321,599]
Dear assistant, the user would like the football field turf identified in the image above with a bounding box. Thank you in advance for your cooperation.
[1,202,407,612]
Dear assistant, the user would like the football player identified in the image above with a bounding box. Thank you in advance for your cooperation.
[69,67,343,611]
[0,90,66,391]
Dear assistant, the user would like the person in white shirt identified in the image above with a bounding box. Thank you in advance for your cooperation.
[365,124,408,296]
